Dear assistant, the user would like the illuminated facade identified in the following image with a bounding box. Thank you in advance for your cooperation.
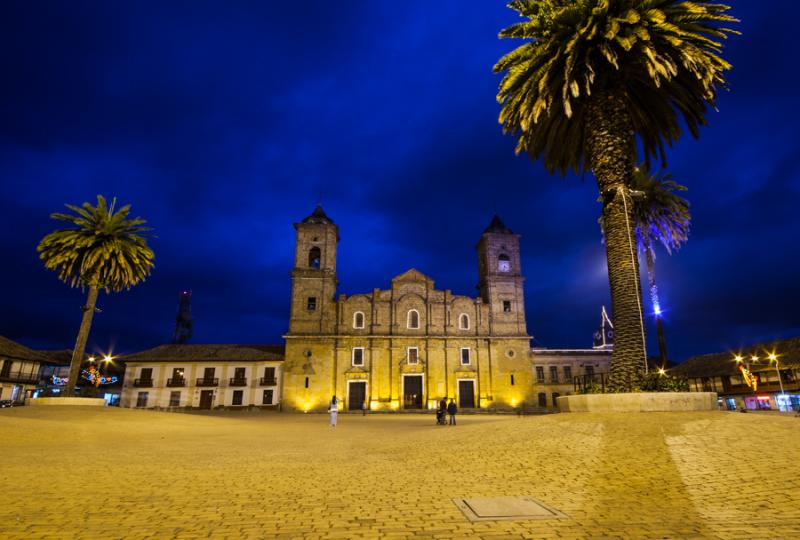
[282,207,534,412]
[670,338,800,412]
[119,344,283,409]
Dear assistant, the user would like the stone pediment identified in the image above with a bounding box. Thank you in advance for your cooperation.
[391,268,434,288]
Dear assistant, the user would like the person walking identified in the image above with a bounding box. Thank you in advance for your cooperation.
[328,395,339,427]
[447,398,457,425]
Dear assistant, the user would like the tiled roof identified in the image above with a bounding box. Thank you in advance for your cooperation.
[670,337,800,378]
[121,344,285,363]
[0,336,52,363]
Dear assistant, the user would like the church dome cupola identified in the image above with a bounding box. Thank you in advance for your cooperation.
[302,205,335,225]
[483,214,514,235]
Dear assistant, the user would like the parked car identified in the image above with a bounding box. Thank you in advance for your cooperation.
[0,399,14,408]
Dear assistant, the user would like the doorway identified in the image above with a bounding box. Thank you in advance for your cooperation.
[199,390,214,409]
[458,380,475,408]
[403,375,423,409]
[348,381,367,411]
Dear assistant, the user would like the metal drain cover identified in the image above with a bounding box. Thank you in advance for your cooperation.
[453,497,567,522]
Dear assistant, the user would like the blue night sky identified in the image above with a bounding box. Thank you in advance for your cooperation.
[1,2,799,361]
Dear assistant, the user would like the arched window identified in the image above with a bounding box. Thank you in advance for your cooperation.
[459,313,470,330]
[498,254,510,272]
[407,309,420,329]
[308,247,321,269]
[353,311,365,329]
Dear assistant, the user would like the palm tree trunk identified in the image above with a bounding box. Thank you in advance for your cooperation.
[644,246,669,366]
[586,90,647,391]
[64,285,99,397]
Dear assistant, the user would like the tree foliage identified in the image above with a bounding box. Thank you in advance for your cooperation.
[37,195,155,292]
[494,0,739,174]
[630,165,690,256]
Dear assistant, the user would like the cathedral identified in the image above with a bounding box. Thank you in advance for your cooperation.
[282,206,535,412]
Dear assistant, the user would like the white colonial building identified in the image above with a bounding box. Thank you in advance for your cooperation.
[120,344,283,410]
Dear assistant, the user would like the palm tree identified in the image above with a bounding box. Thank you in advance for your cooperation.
[37,195,155,397]
[631,166,690,366]
[493,0,737,390]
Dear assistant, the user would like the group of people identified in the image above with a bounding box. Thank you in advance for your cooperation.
[326,396,459,427]
[436,398,457,425]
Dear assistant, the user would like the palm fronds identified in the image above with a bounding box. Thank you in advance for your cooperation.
[494,0,739,174]
[37,195,155,292]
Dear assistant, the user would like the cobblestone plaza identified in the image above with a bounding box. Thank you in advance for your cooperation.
[1,407,798,539]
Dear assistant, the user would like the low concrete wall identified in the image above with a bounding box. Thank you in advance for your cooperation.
[29,397,106,407]
[557,392,717,413]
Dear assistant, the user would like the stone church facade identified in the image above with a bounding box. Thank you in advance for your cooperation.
[282,206,535,412]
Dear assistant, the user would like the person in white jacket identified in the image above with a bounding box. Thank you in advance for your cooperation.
[328,396,339,427]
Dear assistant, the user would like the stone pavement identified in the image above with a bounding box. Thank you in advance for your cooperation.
[0,407,798,539]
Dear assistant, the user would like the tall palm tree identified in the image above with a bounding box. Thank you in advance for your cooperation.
[493,0,737,390]
[37,195,155,397]
[630,166,690,367]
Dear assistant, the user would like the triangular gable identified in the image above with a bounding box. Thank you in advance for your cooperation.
[391,268,434,286]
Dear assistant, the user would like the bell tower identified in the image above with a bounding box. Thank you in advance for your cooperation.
[289,205,338,334]
[476,215,527,336]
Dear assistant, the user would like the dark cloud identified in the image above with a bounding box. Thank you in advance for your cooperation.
[1,1,798,361]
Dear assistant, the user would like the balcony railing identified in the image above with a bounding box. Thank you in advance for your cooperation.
[573,373,609,393]
[166,378,186,387]
[228,378,248,387]
[196,378,219,387]
[259,377,277,386]
[0,373,41,384]
[133,378,154,388]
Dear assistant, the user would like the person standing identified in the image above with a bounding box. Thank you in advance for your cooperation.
[329,395,339,427]
[362,399,367,416]
[437,398,447,425]
[447,398,457,425]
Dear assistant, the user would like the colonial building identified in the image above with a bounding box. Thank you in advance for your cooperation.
[282,207,535,412]
[119,344,283,409]
[0,335,61,404]
[670,337,800,412]
[530,348,612,410]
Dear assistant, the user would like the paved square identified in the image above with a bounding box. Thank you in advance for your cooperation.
[1,407,798,539]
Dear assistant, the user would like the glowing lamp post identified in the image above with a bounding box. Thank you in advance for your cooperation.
[768,353,786,409]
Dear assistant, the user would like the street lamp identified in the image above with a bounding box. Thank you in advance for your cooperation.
[734,354,758,410]
[768,353,786,410]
